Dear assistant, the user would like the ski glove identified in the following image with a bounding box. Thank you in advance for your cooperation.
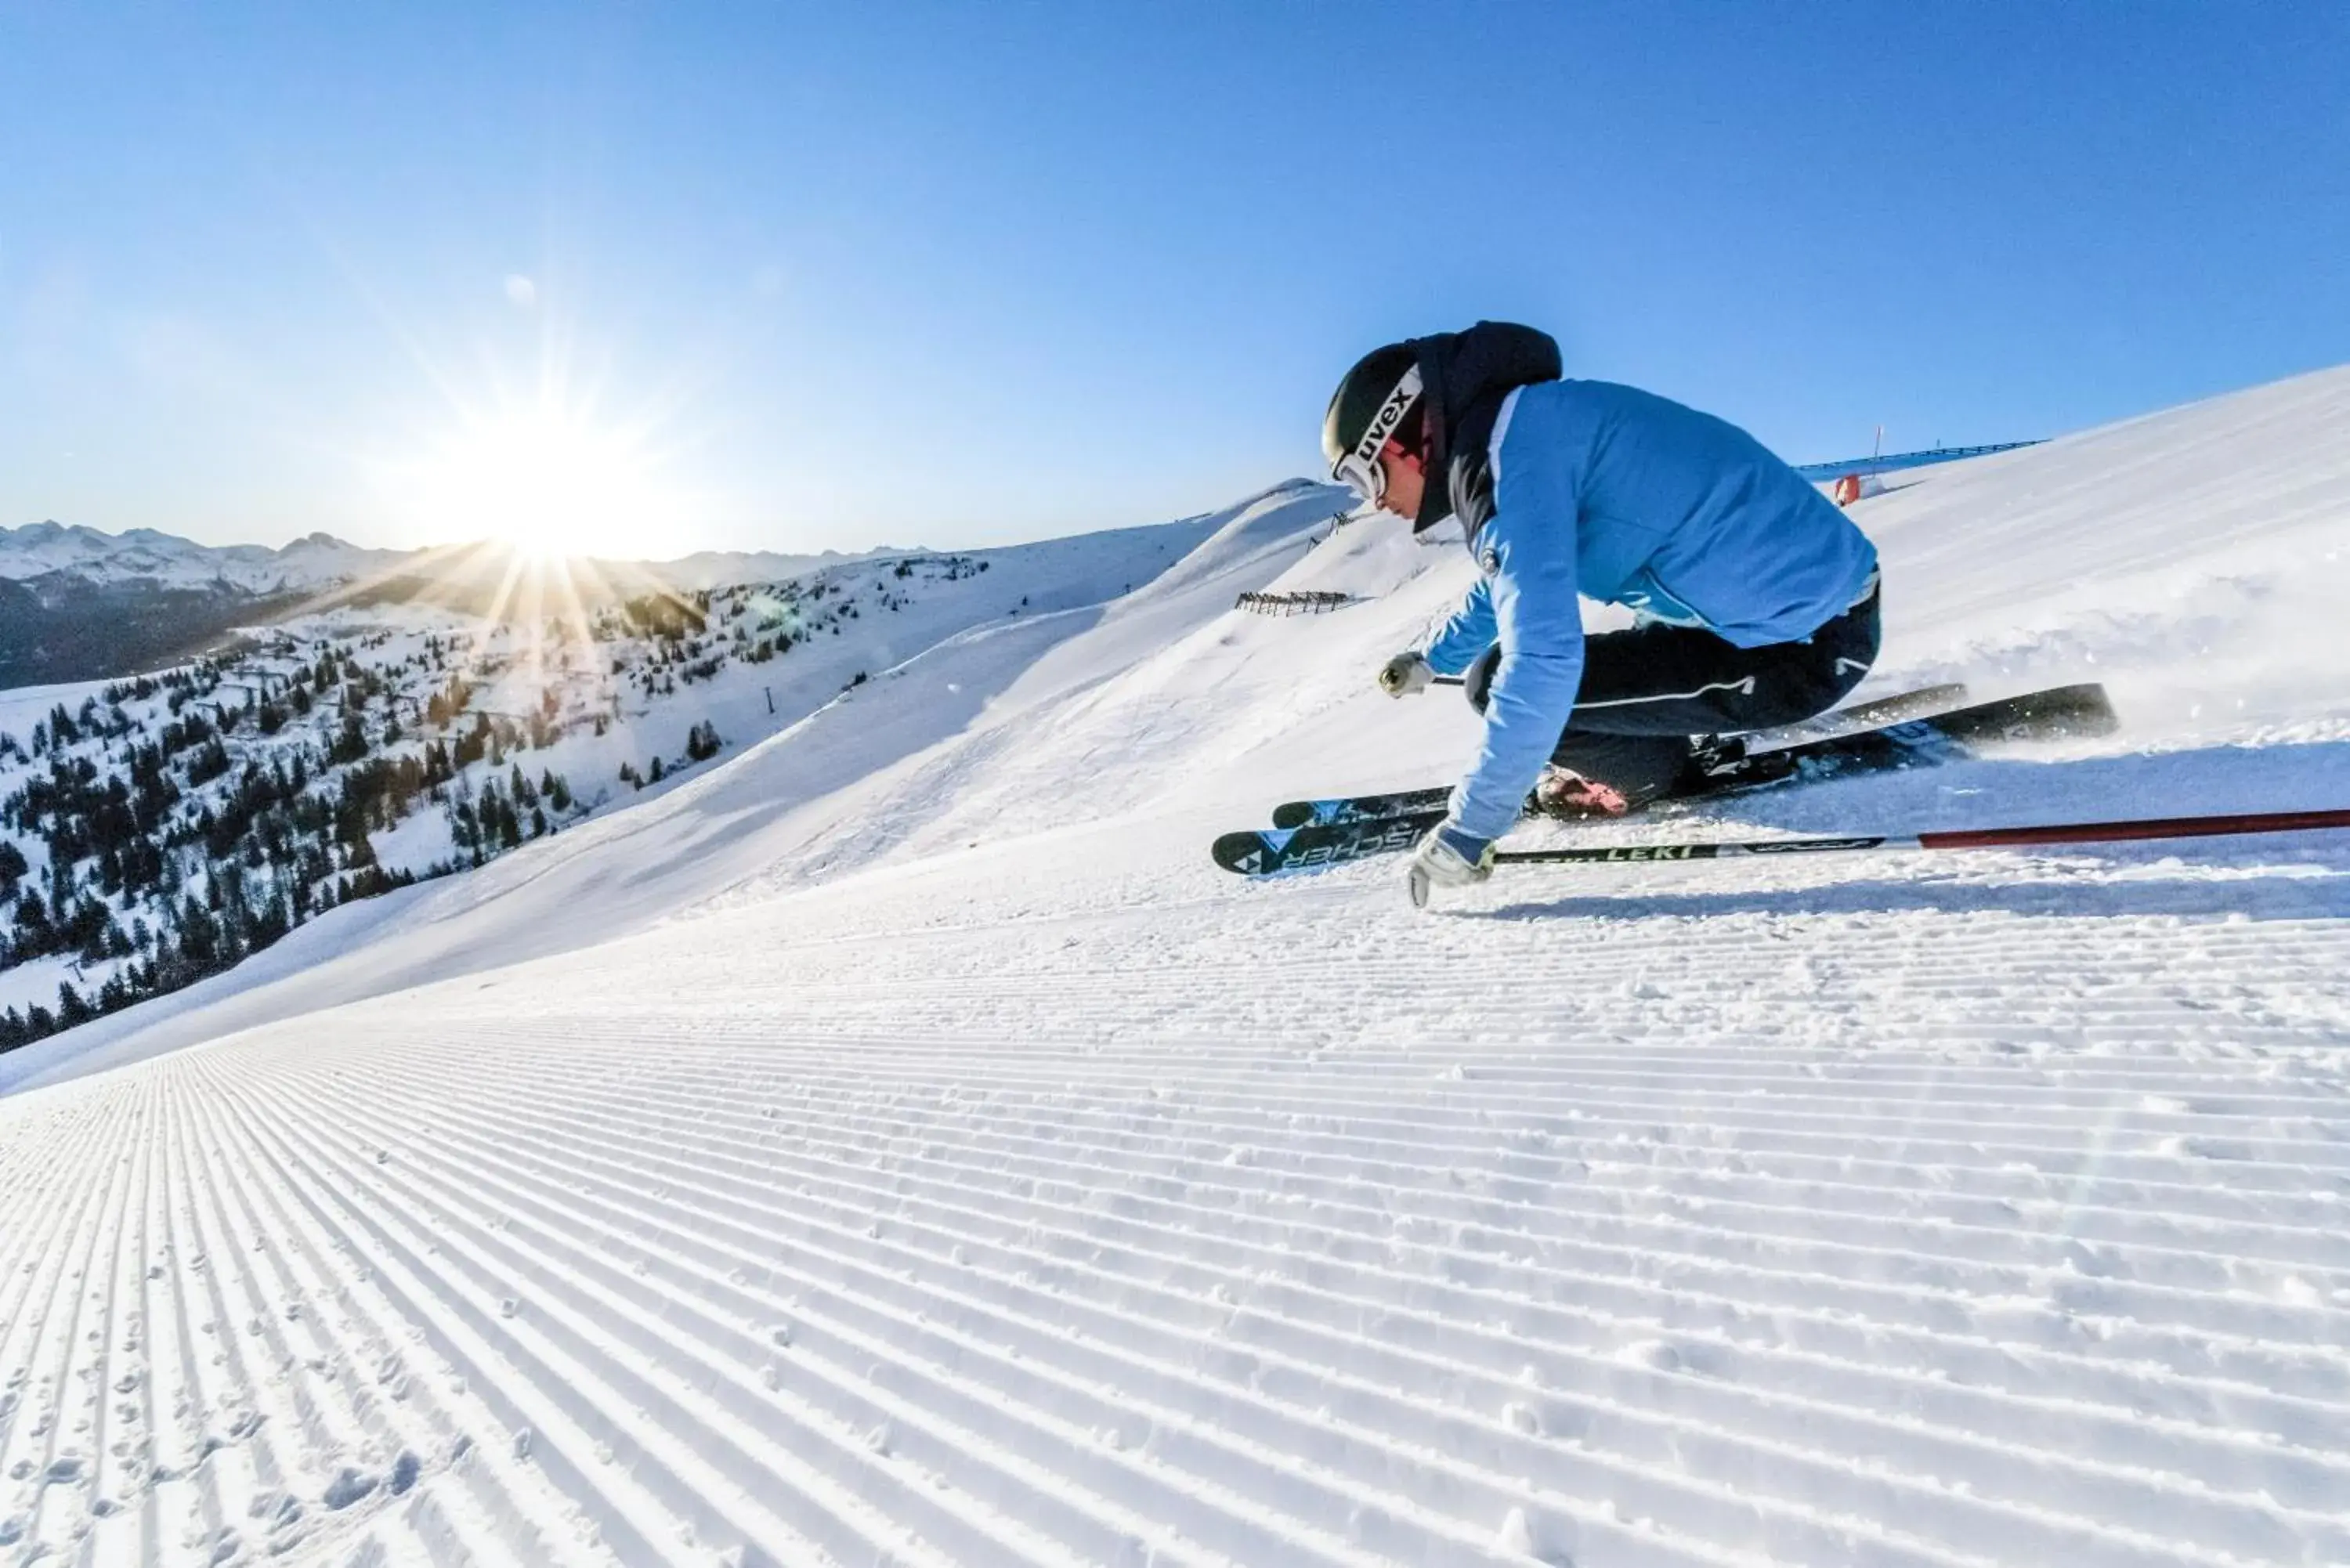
[1378,650,1434,698]
[1406,820,1495,909]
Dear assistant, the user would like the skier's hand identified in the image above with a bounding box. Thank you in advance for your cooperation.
[1406,819,1495,909]
[1377,650,1434,698]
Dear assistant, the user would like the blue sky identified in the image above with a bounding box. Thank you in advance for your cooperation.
[3,2,2344,555]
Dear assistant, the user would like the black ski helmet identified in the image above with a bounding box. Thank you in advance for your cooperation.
[1327,323,1561,532]
[1321,341,1422,486]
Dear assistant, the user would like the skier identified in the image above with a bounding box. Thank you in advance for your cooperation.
[1323,321,1882,901]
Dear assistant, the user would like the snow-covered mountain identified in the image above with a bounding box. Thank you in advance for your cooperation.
[651,544,902,591]
[0,520,407,591]
[0,518,915,598]
[0,521,980,691]
[0,498,1269,1049]
[0,374,2347,1567]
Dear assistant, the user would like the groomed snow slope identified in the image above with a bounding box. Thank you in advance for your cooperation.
[2,370,2348,1566]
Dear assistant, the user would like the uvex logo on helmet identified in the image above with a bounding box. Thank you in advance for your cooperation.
[1330,363,1423,508]
[1353,366,1423,464]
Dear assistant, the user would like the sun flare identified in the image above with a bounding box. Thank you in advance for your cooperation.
[400,404,675,562]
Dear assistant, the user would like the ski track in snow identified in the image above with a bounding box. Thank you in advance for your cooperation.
[4,372,2350,1565]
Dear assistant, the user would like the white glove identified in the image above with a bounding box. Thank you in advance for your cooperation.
[1377,650,1434,698]
[1406,819,1495,909]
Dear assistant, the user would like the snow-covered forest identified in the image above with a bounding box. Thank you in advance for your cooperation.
[0,540,1170,1051]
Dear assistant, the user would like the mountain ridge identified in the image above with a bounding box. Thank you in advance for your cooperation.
[0,519,403,591]
[0,493,1324,689]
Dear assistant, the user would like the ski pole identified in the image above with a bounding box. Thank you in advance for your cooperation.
[1492,807,2350,867]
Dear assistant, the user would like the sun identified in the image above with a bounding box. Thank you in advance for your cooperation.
[400,403,676,562]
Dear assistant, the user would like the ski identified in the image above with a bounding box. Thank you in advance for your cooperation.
[1267,681,2088,831]
[1220,682,2117,876]
[1213,810,1449,877]
[1266,787,1447,833]
[1745,680,1969,745]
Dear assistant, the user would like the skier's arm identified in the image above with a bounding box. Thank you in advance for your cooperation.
[1446,451,1584,844]
[1421,579,1496,677]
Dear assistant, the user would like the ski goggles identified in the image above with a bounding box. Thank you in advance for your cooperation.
[1331,363,1423,508]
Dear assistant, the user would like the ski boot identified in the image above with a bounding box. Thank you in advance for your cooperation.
[1682,733,1799,792]
[1683,733,1751,782]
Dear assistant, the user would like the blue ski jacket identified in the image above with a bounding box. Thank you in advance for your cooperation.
[1422,376,1879,842]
